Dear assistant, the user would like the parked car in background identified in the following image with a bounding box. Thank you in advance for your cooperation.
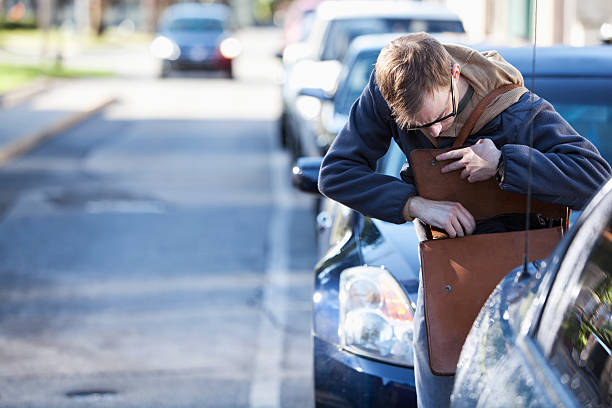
[292,45,612,407]
[150,3,240,78]
[292,33,397,158]
[293,33,465,158]
[283,0,465,65]
[280,0,465,153]
[279,0,324,53]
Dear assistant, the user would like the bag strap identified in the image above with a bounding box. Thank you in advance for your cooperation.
[452,84,523,148]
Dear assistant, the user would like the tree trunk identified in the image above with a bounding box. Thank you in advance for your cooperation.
[141,0,156,33]
[90,0,104,35]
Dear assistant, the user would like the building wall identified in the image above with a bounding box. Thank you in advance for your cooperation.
[433,0,612,46]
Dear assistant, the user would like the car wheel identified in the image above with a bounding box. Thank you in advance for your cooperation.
[290,135,302,160]
[279,112,289,148]
[160,60,172,78]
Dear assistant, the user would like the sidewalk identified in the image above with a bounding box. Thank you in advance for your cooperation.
[0,79,118,166]
[0,29,158,77]
[0,30,154,166]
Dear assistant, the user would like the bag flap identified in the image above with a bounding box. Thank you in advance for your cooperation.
[409,148,568,221]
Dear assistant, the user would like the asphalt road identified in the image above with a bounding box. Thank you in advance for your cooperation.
[0,27,318,407]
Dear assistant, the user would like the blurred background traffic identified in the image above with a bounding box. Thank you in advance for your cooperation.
[1,0,612,407]
[0,0,611,88]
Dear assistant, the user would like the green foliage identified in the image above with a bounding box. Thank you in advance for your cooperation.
[252,0,284,24]
[0,64,113,94]
[0,16,37,30]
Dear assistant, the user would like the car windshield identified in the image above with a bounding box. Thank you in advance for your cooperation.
[320,18,464,61]
[335,50,380,116]
[300,11,316,41]
[167,18,224,33]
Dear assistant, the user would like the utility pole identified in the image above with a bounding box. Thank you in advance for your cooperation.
[74,0,90,35]
[90,0,106,36]
[38,0,53,63]
[141,0,156,33]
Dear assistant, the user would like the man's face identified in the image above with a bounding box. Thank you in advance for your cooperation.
[411,83,455,139]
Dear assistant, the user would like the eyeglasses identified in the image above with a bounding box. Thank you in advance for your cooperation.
[405,76,456,131]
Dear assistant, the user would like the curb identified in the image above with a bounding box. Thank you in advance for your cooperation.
[0,78,54,109]
[0,96,119,167]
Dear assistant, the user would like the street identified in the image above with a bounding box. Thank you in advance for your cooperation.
[0,27,317,407]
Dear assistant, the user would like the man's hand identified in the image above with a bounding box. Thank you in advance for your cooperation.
[406,196,476,238]
[435,138,501,182]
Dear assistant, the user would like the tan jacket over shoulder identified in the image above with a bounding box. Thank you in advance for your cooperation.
[440,44,529,139]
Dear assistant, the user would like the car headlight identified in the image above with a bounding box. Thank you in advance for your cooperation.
[150,36,180,60]
[295,95,322,121]
[219,37,241,59]
[339,265,415,366]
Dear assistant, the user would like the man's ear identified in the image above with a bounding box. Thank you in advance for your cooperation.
[452,64,461,79]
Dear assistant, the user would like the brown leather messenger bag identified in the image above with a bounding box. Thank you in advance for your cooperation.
[409,84,570,376]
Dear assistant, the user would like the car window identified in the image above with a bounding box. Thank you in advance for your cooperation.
[420,20,465,33]
[554,103,612,164]
[320,18,464,61]
[300,11,316,41]
[381,140,406,178]
[329,203,353,246]
[167,18,224,33]
[335,51,379,116]
[527,77,612,165]
[544,218,612,406]
[321,19,387,61]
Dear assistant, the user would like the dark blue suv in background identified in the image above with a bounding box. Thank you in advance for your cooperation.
[150,3,240,78]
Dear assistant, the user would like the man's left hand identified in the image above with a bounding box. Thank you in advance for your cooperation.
[435,138,501,182]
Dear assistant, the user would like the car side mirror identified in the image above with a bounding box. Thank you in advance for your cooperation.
[292,157,323,194]
[297,87,332,101]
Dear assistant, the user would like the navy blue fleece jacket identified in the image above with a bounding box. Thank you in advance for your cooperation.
[318,70,611,224]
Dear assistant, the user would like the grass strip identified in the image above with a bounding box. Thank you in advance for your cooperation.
[0,63,113,93]
[0,28,153,49]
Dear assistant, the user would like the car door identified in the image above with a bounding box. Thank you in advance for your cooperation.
[474,181,612,407]
[534,187,612,407]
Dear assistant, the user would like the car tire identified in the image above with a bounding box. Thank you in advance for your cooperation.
[290,135,302,160]
[160,60,172,78]
[279,112,289,148]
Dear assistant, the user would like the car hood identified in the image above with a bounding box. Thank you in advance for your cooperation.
[359,218,421,296]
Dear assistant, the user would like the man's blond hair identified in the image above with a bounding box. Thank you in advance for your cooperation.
[375,32,454,129]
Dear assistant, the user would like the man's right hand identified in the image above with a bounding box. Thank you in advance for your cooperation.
[405,196,476,238]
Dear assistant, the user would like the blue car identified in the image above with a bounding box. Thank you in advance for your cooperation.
[292,44,612,407]
[150,3,240,78]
